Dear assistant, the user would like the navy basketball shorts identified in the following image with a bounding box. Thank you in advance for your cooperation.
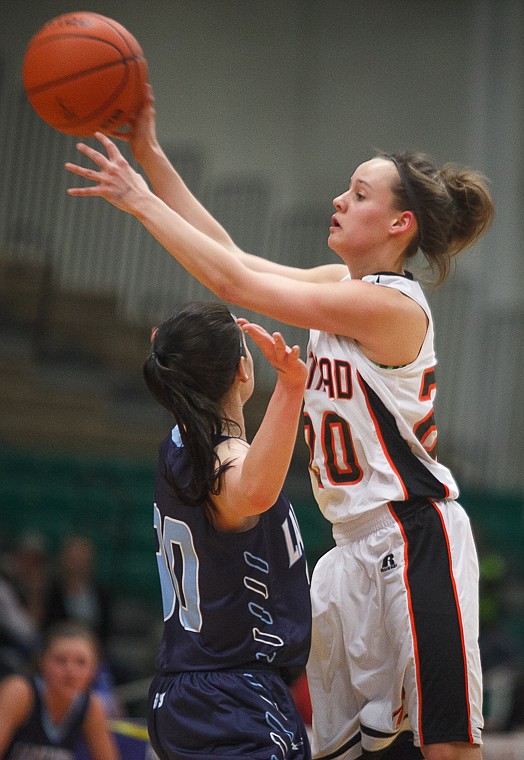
[147,669,312,760]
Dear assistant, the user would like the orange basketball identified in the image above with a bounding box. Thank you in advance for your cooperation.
[22,12,148,137]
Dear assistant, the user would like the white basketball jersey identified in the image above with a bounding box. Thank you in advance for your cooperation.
[303,272,458,529]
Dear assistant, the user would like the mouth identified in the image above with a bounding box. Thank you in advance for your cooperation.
[330,215,341,231]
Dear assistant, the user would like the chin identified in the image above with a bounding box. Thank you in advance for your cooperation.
[327,235,344,257]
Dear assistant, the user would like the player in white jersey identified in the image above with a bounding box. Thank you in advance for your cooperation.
[65,84,494,760]
[304,270,459,527]
[303,271,480,758]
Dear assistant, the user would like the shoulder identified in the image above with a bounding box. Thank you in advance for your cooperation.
[305,263,348,283]
[83,692,108,724]
[215,436,249,462]
[0,674,34,701]
[0,675,34,728]
[364,271,429,305]
[82,693,119,760]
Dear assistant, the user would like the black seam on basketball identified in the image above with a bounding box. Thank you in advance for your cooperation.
[29,67,132,126]
[62,67,131,126]
[94,15,138,56]
[25,55,143,95]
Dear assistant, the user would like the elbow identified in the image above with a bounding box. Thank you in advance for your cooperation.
[241,485,277,515]
[211,259,255,306]
[215,277,247,306]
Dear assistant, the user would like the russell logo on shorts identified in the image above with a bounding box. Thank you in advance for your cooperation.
[380,553,397,573]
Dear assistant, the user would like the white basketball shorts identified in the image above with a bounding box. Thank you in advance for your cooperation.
[306,499,483,759]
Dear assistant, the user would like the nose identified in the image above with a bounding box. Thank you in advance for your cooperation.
[333,192,347,211]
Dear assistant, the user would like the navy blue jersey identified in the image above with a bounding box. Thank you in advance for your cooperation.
[4,677,90,760]
[152,427,311,684]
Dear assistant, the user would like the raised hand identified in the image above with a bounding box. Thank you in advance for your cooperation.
[241,321,307,389]
[65,132,151,213]
[105,84,159,166]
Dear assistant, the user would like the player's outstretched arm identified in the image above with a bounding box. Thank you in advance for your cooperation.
[65,132,423,365]
[65,132,427,368]
[70,127,345,283]
[114,84,238,254]
[212,322,307,528]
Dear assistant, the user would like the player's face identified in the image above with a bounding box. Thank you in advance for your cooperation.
[328,157,400,259]
[40,636,98,699]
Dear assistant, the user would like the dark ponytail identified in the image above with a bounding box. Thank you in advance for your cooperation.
[143,301,245,507]
[384,151,494,284]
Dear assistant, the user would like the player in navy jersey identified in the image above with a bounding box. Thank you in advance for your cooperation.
[0,621,118,760]
[142,301,311,759]
[66,86,494,760]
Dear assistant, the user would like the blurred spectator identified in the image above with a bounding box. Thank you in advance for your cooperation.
[43,536,111,647]
[6,533,50,630]
[0,574,39,677]
[476,524,522,731]
[0,533,50,677]
[42,535,120,717]
[0,620,119,760]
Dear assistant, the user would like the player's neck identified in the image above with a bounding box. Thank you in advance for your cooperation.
[221,400,247,441]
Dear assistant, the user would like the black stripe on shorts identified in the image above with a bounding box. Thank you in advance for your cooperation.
[390,499,473,745]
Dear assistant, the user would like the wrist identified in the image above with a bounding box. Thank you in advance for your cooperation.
[130,186,158,221]
[274,377,306,398]
[133,139,163,169]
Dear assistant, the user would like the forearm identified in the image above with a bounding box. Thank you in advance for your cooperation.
[66,132,344,308]
[137,142,237,250]
[135,145,329,279]
[132,188,344,304]
[240,381,304,510]
[132,189,257,305]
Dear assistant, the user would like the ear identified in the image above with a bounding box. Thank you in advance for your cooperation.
[390,210,417,237]
[236,356,250,383]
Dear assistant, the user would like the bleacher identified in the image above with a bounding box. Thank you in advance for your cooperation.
[0,447,159,599]
[0,443,336,601]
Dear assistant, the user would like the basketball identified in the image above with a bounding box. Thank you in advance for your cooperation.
[22,12,148,137]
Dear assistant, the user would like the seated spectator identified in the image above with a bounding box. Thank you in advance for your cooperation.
[43,536,111,648]
[0,574,39,678]
[0,620,119,760]
[476,524,522,731]
[6,533,50,631]
[42,536,121,717]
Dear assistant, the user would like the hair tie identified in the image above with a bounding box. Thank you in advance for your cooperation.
[152,350,177,373]
[230,312,246,358]
[151,349,166,370]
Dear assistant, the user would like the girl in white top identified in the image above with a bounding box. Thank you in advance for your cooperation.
[65,85,494,760]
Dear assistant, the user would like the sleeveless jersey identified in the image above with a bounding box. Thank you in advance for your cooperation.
[153,427,312,684]
[303,272,458,531]
[5,677,90,760]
